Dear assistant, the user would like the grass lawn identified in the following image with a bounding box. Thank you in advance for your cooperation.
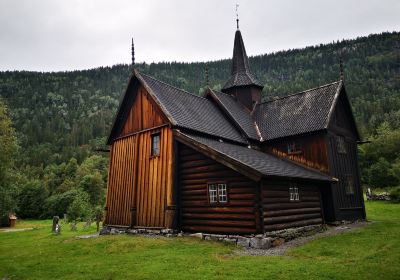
[1,201,399,280]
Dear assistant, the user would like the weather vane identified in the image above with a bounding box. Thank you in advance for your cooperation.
[236,3,239,29]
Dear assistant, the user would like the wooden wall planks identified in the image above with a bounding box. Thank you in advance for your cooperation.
[178,144,258,234]
[105,127,173,227]
[265,133,330,174]
[120,85,167,137]
[262,181,323,232]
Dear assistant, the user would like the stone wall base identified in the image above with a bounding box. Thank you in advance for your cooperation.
[99,224,326,249]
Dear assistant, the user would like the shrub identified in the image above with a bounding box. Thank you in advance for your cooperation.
[17,180,48,218]
[390,186,400,203]
[43,189,89,218]
[67,195,91,223]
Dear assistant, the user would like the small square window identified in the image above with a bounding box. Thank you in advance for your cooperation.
[208,183,228,204]
[218,184,228,203]
[287,142,302,154]
[336,136,347,154]
[345,175,355,195]
[151,134,160,156]
[208,184,218,203]
[289,185,300,201]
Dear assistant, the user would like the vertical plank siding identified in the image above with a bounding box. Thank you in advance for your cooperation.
[105,82,173,228]
[105,127,173,227]
[105,136,137,226]
[265,133,330,174]
[262,181,323,232]
[179,144,258,234]
[328,135,363,210]
[121,85,167,137]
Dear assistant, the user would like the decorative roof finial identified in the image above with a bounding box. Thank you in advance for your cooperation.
[236,3,239,29]
[205,63,209,86]
[131,38,135,66]
[339,50,344,81]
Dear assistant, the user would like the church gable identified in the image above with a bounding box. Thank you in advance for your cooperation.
[120,84,168,137]
[327,87,360,141]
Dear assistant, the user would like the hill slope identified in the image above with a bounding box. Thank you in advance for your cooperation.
[0,31,399,167]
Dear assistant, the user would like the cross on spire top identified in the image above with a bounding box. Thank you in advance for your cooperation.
[236,4,239,29]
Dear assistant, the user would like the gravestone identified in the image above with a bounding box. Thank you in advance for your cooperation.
[52,216,59,232]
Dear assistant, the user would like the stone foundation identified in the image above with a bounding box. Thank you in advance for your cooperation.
[99,224,326,249]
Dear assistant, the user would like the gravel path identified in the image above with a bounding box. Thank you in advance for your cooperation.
[230,221,370,256]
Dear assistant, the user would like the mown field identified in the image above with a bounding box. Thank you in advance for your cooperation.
[0,201,399,280]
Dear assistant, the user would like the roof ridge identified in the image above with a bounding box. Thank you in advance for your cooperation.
[139,71,207,101]
[259,80,341,105]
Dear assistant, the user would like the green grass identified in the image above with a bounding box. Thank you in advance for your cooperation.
[1,201,399,279]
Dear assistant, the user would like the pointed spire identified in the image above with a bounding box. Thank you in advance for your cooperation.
[222,29,262,91]
[131,38,135,66]
[339,51,344,81]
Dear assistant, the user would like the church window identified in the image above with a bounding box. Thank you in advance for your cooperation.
[289,185,300,201]
[345,175,355,195]
[151,133,160,156]
[208,183,228,204]
[287,142,302,154]
[336,136,347,154]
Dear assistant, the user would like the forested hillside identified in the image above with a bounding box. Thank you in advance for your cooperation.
[0,31,399,222]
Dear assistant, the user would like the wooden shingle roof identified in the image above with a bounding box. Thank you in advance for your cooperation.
[254,81,343,141]
[206,89,260,140]
[175,131,334,182]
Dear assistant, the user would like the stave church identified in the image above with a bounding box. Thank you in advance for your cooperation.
[103,20,366,234]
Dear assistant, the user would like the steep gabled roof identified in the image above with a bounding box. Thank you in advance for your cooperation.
[254,81,343,141]
[205,89,260,140]
[107,70,246,144]
[175,131,334,182]
[222,30,263,91]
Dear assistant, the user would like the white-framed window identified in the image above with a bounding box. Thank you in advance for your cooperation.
[208,183,228,204]
[208,184,218,203]
[336,136,347,154]
[151,133,160,156]
[287,142,302,154]
[218,184,228,203]
[289,185,300,201]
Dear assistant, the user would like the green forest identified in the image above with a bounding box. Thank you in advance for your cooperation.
[0,31,399,224]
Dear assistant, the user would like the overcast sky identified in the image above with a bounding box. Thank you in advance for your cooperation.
[0,0,399,72]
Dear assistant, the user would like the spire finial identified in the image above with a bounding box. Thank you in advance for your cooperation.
[236,4,239,29]
[205,63,209,86]
[131,38,135,66]
[339,50,344,81]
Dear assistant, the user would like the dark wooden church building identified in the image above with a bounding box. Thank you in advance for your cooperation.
[104,24,366,234]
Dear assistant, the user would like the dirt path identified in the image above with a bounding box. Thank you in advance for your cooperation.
[231,221,370,256]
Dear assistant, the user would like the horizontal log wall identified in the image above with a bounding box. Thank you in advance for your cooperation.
[179,144,258,234]
[262,180,323,232]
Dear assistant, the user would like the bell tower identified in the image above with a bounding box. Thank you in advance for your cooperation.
[222,19,263,110]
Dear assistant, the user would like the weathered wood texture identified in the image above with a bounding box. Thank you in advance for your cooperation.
[265,133,329,174]
[105,135,137,226]
[326,94,365,220]
[105,84,174,227]
[178,144,259,234]
[262,181,323,232]
[136,127,174,228]
[120,85,167,137]
[105,127,174,227]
